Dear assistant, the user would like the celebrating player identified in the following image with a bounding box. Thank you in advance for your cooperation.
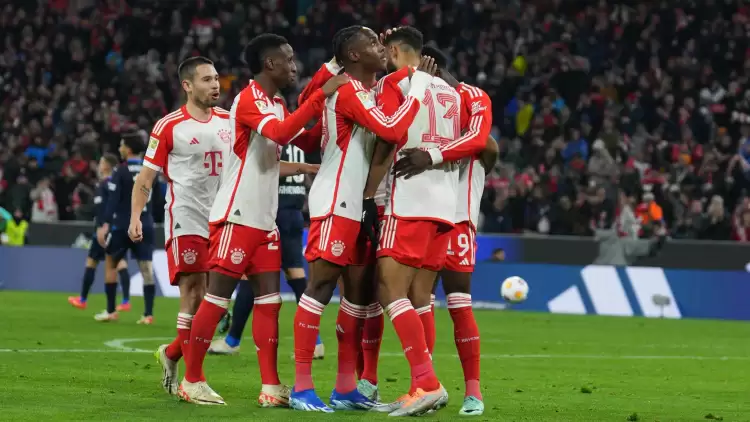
[126,56,230,395]
[209,144,325,359]
[176,33,347,406]
[393,45,498,416]
[290,25,434,413]
[96,131,155,323]
[68,154,131,311]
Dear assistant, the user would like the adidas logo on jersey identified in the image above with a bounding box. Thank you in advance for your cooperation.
[230,248,246,265]
[190,138,200,145]
[459,258,470,266]
[330,240,346,257]
[182,249,197,265]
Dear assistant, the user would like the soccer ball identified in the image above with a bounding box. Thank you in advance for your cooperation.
[501,276,529,303]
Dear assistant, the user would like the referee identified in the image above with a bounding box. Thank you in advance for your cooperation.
[210,144,324,358]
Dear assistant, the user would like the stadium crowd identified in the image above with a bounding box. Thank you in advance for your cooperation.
[2,0,750,242]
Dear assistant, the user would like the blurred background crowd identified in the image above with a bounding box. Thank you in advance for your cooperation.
[2,0,750,243]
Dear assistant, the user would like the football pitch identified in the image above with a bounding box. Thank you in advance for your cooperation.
[1,291,749,421]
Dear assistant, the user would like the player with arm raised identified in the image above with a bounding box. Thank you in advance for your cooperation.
[290,25,434,413]
[95,131,155,324]
[176,34,347,406]
[125,56,230,396]
[68,154,131,311]
[393,45,498,417]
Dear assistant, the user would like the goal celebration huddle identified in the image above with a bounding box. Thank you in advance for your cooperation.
[124,25,497,417]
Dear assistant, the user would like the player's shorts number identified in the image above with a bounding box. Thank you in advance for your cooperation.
[268,229,279,250]
[449,233,471,257]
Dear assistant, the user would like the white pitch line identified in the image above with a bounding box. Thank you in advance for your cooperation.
[0,337,748,361]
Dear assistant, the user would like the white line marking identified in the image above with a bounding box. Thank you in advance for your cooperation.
[0,337,747,361]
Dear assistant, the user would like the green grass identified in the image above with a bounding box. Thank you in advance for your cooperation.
[1,291,750,421]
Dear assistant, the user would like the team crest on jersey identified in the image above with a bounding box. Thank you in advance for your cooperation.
[182,249,197,265]
[356,91,376,110]
[471,101,486,115]
[217,129,231,144]
[255,100,268,112]
[230,248,246,265]
[330,240,346,257]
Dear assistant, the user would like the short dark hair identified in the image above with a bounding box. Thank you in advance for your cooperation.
[243,34,289,74]
[101,153,119,168]
[383,26,423,53]
[332,26,365,66]
[121,131,145,155]
[178,56,214,81]
[421,45,449,69]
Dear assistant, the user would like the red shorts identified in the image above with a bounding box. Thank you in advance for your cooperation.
[208,222,281,278]
[376,215,452,271]
[305,214,360,266]
[165,235,210,285]
[444,221,477,273]
[351,209,386,266]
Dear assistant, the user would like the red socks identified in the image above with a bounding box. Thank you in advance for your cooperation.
[253,293,282,385]
[447,293,481,399]
[293,294,324,392]
[360,302,384,385]
[165,312,192,361]
[335,298,365,393]
[385,298,440,392]
[416,305,435,356]
[184,294,229,383]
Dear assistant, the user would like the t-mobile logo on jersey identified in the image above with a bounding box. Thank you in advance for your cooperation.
[203,151,223,176]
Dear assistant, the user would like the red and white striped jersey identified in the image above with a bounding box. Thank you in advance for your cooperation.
[144,106,230,245]
[210,80,326,230]
[438,83,493,227]
[308,72,431,223]
[376,67,461,225]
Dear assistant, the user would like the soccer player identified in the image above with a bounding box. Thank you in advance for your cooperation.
[68,154,132,310]
[290,25,434,413]
[392,45,498,416]
[95,131,155,323]
[176,33,348,406]
[208,144,326,358]
[125,56,230,395]
[299,56,385,402]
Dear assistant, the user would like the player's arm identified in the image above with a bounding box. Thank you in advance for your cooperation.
[280,161,319,177]
[239,76,348,146]
[364,139,394,198]
[101,167,122,228]
[290,120,322,153]
[339,71,431,143]
[478,135,499,172]
[93,182,109,228]
[429,91,494,165]
[298,59,340,106]
[134,133,170,221]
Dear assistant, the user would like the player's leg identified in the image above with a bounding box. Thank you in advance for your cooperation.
[209,276,252,355]
[68,240,104,309]
[179,223,257,405]
[134,227,156,324]
[375,217,446,416]
[408,269,438,356]
[115,259,132,311]
[248,265,288,407]
[441,222,483,416]
[280,220,324,359]
[290,215,359,412]
[156,236,209,395]
[95,232,124,321]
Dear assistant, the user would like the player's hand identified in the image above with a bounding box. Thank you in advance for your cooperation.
[417,55,438,76]
[362,197,379,244]
[392,148,433,179]
[379,27,398,44]
[128,219,143,243]
[96,224,109,248]
[296,163,320,175]
[322,74,350,97]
